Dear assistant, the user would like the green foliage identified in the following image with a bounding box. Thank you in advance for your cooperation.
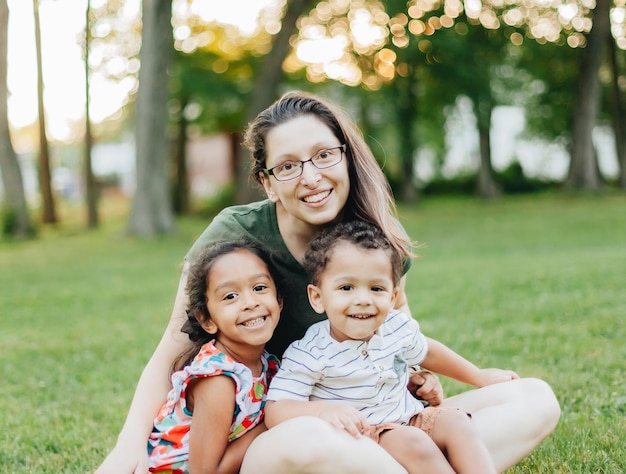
[420,173,478,196]
[1,193,625,472]
[514,39,580,142]
[1,206,17,236]
[191,182,237,218]
[171,49,254,134]
[420,163,560,196]
[495,161,560,194]
[1,206,36,239]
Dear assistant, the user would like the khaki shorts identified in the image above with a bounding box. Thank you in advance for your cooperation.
[369,406,470,442]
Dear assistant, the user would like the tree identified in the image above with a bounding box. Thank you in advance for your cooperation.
[33,0,57,223]
[566,0,612,190]
[127,0,175,236]
[424,16,504,198]
[84,0,98,228]
[0,0,34,237]
[235,0,316,204]
[607,33,626,188]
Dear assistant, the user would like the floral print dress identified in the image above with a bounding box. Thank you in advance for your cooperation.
[147,340,279,473]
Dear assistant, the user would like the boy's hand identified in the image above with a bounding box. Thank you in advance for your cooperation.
[408,370,443,406]
[318,404,371,439]
[475,368,519,387]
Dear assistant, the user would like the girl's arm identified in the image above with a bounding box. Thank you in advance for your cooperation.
[96,264,194,474]
[420,338,519,387]
[188,376,266,474]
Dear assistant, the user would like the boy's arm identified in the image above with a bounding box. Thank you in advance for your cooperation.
[420,337,519,387]
[265,400,370,439]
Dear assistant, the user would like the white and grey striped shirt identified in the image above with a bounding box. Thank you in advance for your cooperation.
[267,310,428,425]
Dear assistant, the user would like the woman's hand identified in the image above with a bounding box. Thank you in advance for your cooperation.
[95,441,148,474]
[407,370,444,407]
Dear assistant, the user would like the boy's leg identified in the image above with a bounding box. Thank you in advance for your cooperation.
[426,409,496,474]
[241,416,408,474]
[377,425,455,474]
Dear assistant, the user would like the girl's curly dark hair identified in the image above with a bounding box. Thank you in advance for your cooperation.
[171,239,282,373]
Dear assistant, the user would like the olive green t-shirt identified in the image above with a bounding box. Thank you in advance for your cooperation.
[186,199,411,357]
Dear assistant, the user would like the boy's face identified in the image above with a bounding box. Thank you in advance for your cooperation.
[307,242,398,342]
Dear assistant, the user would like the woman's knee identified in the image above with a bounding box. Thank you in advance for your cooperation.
[517,378,561,433]
[242,417,356,473]
[243,416,407,474]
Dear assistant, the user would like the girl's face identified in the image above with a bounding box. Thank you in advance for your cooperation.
[203,249,281,349]
[306,242,398,342]
[260,115,350,228]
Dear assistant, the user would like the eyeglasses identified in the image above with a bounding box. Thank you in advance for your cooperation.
[263,144,346,181]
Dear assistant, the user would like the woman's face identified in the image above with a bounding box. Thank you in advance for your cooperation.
[260,115,350,228]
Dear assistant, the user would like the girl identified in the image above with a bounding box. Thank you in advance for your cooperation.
[98,91,560,474]
[147,240,282,474]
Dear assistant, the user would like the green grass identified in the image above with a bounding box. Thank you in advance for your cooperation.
[1,192,625,473]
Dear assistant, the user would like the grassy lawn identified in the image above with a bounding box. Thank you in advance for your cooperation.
[1,192,624,473]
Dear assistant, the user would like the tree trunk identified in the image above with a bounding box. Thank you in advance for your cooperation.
[0,0,34,237]
[235,0,315,204]
[608,34,626,188]
[475,100,500,198]
[34,0,57,223]
[84,0,98,228]
[566,0,610,190]
[393,74,418,203]
[127,0,175,236]
[172,95,189,215]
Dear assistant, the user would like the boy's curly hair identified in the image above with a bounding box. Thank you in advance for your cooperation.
[303,220,403,287]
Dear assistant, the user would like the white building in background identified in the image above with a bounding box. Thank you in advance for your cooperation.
[416,100,619,184]
[91,140,136,196]
[0,134,234,203]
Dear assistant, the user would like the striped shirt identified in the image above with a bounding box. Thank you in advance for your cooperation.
[267,310,428,425]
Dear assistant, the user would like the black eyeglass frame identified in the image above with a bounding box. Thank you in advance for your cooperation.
[263,144,347,181]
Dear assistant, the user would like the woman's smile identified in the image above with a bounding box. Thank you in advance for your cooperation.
[301,189,332,205]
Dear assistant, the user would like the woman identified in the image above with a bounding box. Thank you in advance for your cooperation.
[97,91,560,474]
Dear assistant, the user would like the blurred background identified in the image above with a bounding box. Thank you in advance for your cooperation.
[1,0,625,238]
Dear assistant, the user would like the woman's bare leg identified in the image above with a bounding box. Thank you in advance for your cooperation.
[441,378,560,472]
[241,417,408,474]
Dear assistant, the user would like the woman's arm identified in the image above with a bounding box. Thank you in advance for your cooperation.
[96,264,194,474]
